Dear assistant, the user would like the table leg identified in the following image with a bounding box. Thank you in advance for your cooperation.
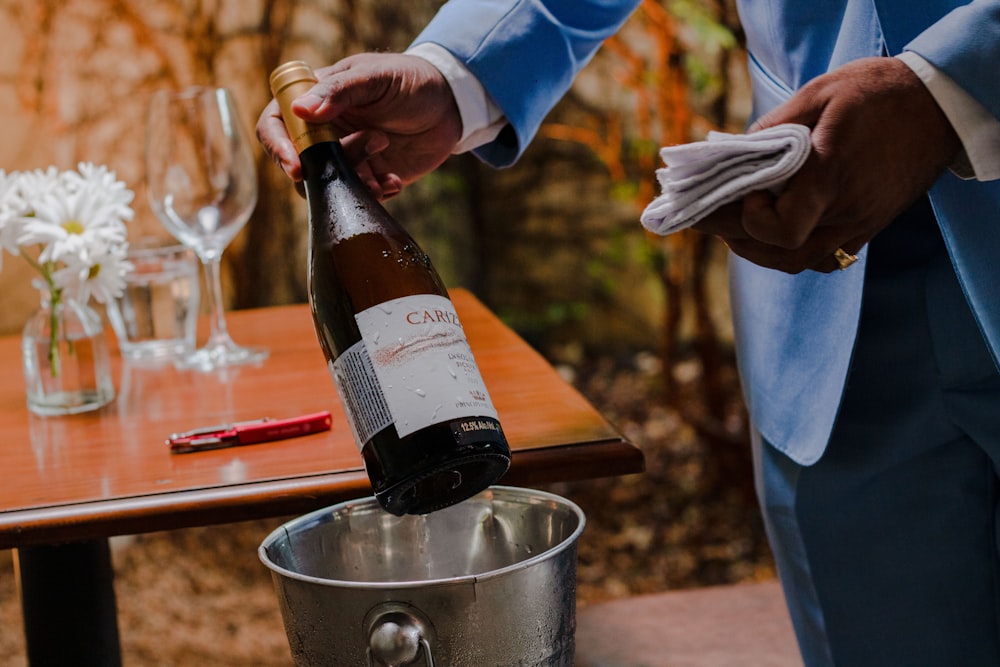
[17,539,122,667]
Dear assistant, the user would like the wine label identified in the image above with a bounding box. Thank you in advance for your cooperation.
[331,294,499,448]
[329,344,394,448]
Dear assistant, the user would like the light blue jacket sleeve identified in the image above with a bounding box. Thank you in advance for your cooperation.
[410,0,642,167]
[894,0,1000,121]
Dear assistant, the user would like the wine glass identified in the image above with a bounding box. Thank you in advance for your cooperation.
[145,86,268,371]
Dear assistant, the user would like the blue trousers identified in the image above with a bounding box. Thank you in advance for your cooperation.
[756,198,1000,666]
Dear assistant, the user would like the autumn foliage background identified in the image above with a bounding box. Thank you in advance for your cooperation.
[0,1,776,663]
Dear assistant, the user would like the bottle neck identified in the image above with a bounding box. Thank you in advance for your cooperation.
[290,123,338,156]
[300,139,361,188]
[269,63,338,154]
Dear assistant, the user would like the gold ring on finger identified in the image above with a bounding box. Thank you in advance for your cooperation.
[833,247,859,271]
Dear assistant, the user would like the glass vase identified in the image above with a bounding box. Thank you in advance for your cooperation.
[22,295,115,416]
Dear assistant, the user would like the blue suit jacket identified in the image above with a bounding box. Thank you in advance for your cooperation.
[413,0,1000,465]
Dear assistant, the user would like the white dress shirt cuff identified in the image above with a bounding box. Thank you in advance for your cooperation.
[406,42,508,154]
[897,51,1000,181]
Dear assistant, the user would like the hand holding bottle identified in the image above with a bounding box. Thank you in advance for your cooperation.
[257,53,463,200]
[270,62,510,515]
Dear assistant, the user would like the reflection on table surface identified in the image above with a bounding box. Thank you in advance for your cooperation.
[0,291,643,549]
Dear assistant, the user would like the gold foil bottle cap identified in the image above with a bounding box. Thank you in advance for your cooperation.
[269,60,338,153]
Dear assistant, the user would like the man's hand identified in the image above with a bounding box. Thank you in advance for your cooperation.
[695,56,960,273]
[257,53,463,199]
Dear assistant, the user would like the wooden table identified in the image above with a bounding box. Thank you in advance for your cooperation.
[0,289,643,665]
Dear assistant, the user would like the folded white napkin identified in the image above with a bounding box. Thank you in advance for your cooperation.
[639,123,811,235]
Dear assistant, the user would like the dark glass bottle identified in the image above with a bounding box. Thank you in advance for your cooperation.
[269,61,511,515]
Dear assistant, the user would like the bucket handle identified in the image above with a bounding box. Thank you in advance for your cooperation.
[365,602,436,667]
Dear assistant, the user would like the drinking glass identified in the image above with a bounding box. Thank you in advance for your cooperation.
[145,86,268,371]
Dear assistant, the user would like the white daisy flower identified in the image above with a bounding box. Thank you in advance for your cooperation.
[18,172,130,267]
[51,241,133,304]
[68,162,136,223]
[0,170,27,265]
[9,162,135,390]
[2,162,134,310]
[16,167,63,203]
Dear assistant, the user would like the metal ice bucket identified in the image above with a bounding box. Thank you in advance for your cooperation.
[259,486,585,666]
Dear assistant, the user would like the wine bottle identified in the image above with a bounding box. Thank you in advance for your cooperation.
[269,61,511,516]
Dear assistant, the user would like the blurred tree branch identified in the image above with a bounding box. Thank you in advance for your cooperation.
[538,0,751,461]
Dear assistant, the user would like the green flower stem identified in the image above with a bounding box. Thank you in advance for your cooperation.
[22,251,64,377]
[47,287,64,378]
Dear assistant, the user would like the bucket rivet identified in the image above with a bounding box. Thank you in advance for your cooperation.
[369,612,423,666]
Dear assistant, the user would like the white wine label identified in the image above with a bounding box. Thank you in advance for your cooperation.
[353,293,499,439]
[330,343,394,449]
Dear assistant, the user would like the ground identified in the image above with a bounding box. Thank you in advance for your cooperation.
[0,351,775,665]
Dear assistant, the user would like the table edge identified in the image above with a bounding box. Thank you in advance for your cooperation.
[0,436,643,549]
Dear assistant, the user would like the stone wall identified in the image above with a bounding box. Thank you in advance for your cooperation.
[0,0,440,333]
[0,0,745,357]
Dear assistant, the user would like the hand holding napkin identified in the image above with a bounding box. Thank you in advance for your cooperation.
[640,123,812,235]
